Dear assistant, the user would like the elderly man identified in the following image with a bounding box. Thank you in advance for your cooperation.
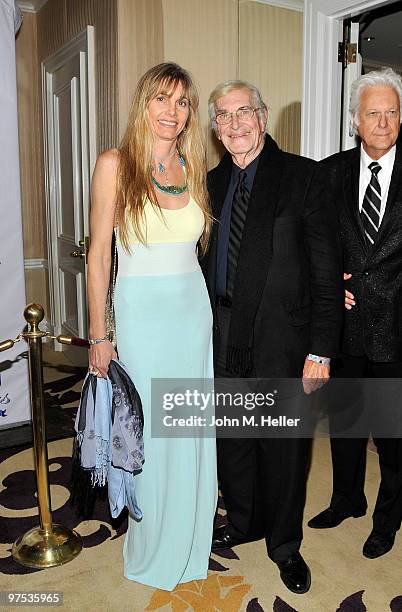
[202,80,343,594]
[308,68,402,560]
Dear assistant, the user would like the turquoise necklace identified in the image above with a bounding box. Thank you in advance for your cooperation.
[152,154,188,195]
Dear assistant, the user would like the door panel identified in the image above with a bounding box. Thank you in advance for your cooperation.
[53,62,86,344]
[43,28,96,366]
[55,86,75,238]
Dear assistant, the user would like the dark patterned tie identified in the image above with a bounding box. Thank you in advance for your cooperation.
[361,161,382,246]
[226,170,249,300]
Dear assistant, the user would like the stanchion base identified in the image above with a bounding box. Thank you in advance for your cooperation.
[12,524,83,568]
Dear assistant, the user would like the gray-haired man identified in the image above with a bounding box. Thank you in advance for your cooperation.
[309,68,402,560]
[202,80,343,593]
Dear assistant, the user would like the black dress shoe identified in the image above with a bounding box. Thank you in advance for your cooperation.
[362,530,396,559]
[276,552,311,594]
[211,526,247,550]
[308,506,365,529]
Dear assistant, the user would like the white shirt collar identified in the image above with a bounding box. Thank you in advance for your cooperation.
[360,143,396,173]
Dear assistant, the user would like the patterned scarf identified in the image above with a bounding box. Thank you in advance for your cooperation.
[72,359,144,519]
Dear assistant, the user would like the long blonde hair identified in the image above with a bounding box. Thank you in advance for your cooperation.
[116,62,211,254]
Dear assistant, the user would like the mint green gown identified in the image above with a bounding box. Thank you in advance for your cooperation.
[114,196,217,591]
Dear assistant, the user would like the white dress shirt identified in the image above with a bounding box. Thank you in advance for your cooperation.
[359,144,396,225]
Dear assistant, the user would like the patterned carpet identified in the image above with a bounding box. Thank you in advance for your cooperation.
[0,351,85,449]
[1,348,402,611]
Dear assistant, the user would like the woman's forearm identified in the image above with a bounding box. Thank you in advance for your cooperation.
[87,250,111,339]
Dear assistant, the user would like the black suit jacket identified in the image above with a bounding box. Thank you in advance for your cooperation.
[321,142,402,361]
[203,136,343,377]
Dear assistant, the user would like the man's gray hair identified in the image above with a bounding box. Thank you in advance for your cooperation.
[350,67,402,127]
[208,80,267,133]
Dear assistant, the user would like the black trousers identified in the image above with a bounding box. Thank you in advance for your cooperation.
[215,305,311,562]
[329,353,402,534]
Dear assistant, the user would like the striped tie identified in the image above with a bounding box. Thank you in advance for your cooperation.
[226,170,249,300]
[361,161,382,246]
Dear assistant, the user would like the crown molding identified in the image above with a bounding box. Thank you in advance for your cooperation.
[251,0,304,11]
[24,258,48,269]
[17,0,49,14]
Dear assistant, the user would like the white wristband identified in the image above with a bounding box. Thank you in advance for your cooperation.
[307,353,330,366]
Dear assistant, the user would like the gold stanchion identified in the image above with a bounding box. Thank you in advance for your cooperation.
[0,303,83,568]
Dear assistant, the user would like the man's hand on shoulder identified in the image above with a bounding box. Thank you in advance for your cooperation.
[344,272,356,310]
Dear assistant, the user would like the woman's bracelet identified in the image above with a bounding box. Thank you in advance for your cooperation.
[88,335,108,345]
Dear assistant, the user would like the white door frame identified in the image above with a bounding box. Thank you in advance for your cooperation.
[302,0,395,160]
[42,26,96,337]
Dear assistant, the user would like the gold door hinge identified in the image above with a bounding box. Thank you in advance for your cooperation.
[338,42,357,68]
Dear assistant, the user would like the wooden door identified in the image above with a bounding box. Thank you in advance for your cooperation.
[43,27,96,365]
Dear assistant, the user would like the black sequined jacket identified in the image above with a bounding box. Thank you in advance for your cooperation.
[321,142,402,361]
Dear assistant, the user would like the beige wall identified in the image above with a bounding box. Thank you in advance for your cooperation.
[116,0,303,167]
[16,0,303,316]
[17,0,118,315]
[240,1,303,155]
[16,12,48,309]
[117,0,164,142]
[37,0,118,153]
[16,13,44,261]
[116,0,239,168]
[162,0,238,168]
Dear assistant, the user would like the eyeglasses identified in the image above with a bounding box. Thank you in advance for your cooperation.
[215,107,262,125]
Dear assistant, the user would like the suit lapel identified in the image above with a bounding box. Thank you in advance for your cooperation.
[371,143,402,254]
[207,153,232,219]
[206,136,282,317]
[206,153,232,306]
[343,147,368,254]
[230,136,283,308]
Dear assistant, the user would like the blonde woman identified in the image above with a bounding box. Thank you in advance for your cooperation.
[87,63,217,590]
